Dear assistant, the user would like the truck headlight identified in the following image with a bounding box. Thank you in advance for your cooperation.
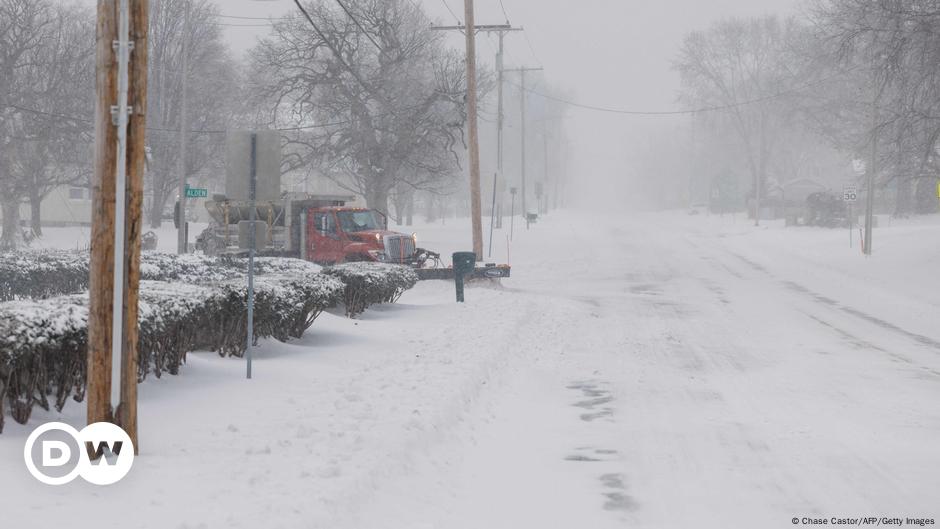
[368,250,387,261]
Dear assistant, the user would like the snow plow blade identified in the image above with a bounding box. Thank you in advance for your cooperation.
[415,264,512,281]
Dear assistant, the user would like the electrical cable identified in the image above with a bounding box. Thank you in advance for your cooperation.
[496,0,510,23]
[291,0,382,102]
[439,0,462,26]
[505,70,853,116]
[333,0,383,52]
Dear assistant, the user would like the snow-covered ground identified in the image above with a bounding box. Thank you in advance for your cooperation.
[2,211,939,528]
[30,222,210,254]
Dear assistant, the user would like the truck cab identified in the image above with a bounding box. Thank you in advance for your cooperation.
[303,207,417,265]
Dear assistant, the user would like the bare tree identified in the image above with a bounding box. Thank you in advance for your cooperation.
[0,0,93,247]
[145,0,240,228]
[247,0,471,215]
[811,0,940,215]
[676,16,807,223]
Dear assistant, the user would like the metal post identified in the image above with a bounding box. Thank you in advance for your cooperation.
[176,0,190,254]
[110,0,131,409]
[299,210,307,261]
[488,172,497,257]
[509,188,516,241]
[848,203,853,249]
[520,69,527,216]
[542,130,549,214]
[496,31,505,230]
[246,132,257,379]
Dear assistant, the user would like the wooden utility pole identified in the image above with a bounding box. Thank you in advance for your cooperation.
[121,0,148,453]
[864,82,879,256]
[462,0,483,260]
[431,19,516,261]
[505,67,543,217]
[88,0,148,453]
[88,0,120,431]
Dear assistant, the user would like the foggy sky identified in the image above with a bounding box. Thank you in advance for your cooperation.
[73,0,804,207]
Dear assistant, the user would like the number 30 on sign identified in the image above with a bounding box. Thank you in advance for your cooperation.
[843,185,858,203]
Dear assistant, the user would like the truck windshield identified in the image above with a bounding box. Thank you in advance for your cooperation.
[337,210,381,233]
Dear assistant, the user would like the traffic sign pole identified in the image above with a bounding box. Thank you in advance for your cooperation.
[843,184,858,250]
[848,203,853,249]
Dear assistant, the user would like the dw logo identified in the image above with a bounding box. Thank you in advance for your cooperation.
[23,422,134,485]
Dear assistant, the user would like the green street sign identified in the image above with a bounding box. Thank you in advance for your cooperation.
[185,187,208,198]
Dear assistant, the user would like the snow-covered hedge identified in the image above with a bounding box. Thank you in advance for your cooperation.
[0,296,87,432]
[0,251,240,301]
[0,253,418,320]
[139,253,240,283]
[322,263,419,317]
[0,250,89,301]
[197,273,344,357]
[0,273,344,433]
[0,255,418,432]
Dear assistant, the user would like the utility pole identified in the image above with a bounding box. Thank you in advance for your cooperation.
[177,0,191,254]
[462,0,483,260]
[89,0,148,452]
[505,67,543,217]
[489,26,521,230]
[431,20,514,260]
[120,0,148,453]
[542,129,549,214]
[246,133,257,380]
[864,83,879,256]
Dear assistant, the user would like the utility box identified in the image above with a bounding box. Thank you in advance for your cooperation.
[238,220,268,250]
[226,131,282,202]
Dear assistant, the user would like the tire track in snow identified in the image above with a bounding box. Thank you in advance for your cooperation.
[723,249,940,353]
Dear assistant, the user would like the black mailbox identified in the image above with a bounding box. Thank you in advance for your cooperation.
[452,251,477,302]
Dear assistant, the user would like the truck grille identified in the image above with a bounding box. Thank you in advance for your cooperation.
[384,236,415,263]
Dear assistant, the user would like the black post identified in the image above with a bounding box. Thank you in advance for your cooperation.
[488,172,497,258]
[246,132,257,380]
[509,187,517,241]
[455,273,465,302]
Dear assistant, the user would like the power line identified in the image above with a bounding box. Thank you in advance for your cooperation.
[3,99,436,135]
[522,31,542,67]
[439,0,462,25]
[3,103,91,124]
[215,14,289,21]
[291,0,380,101]
[505,71,852,116]
[333,0,383,51]
[490,0,539,66]
[496,0,510,23]
[209,22,274,27]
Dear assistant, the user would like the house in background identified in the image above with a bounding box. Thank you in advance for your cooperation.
[20,171,367,230]
[20,184,93,227]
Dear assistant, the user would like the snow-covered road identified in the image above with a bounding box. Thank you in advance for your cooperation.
[2,212,939,528]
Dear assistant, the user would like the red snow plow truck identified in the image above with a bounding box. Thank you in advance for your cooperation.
[194,193,511,281]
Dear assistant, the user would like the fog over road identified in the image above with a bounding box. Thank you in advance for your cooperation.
[354,212,940,528]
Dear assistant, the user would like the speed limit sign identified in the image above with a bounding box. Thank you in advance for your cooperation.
[843,184,859,203]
